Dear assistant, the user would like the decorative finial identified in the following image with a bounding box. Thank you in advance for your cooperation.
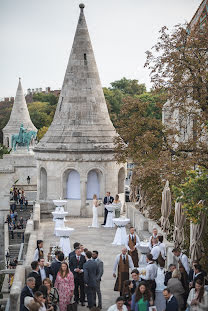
[79,3,85,12]
[19,77,21,81]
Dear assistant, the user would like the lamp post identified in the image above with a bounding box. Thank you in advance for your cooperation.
[5,251,10,269]
[27,176,30,185]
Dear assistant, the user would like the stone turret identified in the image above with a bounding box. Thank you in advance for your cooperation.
[34,4,126,217]
[36,3,116,152]
[3,78,37,148]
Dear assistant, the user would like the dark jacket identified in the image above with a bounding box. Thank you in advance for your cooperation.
[103,196,114,205]
[83,259,98,288]
[95,258,104,282]
[164,271,172,286]
[50,260,62,285]
[166,295,178,311]
[38,266,52,281]
[69,250,76,261]
[69,254,86,279]
[20,285,33,311]
[28,271,42,292]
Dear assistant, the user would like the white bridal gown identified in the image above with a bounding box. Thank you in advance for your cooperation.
[88,199,99,228]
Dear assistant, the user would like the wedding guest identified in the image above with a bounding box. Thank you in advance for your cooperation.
[150,238,161,262]
[163,288,179,311]
[190,264,206,289]
[131,269,141,294]
[34,291,47,311]
[27,301,40,311]
[83,251,98,309]
[112,194,122,218]
[189,260,199,283]
[20,277,35,311]
[131,282,153,311]
[54,262,74,311]
[102,192,114,225]
[158,235,166,267]
[34,240,44,261]
[167,269,185,311]
[107,296,128,311]
[164,264,176,286]
[68,242,80,261]
[125,227,140,267]
[92,250,104,309]
[88,194,99,228]
[38,258,52,282]
[187,279,208,311]
[43,278,59,311]
[51,252,64,285]
[113,247,134,296]
[69,247,86,305]
[141,254,157,300]
[148,228,158,250]
[80,244,86,256]
[28,261,42,293]
[122,280,133,310]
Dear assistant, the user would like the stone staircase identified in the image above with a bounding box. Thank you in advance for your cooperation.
[8,204,33,261]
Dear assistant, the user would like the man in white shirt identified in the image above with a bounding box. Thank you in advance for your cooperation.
[107,296,128,311]
[141,253,157,300]
[148,228,158,250]
[125,227,140,267]
[113,247,134,295]
[172,248,190,275]
[150,238,161,261]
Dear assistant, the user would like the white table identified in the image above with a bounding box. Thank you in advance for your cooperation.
[52,211,68,234]
[138,242,150,266]
[104,205,116,228]
[112,218,130,245]
[55,227,74,258]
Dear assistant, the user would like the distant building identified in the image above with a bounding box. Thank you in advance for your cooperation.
[25,87,61,103]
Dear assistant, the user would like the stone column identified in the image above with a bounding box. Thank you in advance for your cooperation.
[36,167,41,200]
[80,178,87,217]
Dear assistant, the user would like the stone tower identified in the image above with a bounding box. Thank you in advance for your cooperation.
[34,4,126,216]
[3,78,37,148]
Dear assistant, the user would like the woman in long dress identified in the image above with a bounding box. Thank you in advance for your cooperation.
[112,194,122,218]
[89,194,99,228]
[54,262,74,311]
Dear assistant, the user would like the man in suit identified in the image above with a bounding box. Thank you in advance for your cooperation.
[190,264,206,288]
[84,251,98,309]
[102,192,114,225]
[69,247,86,305]
[20,277,35,311]
[164,264,176,286]
[131,269,141,294]
[92,250,104,309]
[28,261,42,292]
[163,288,178,311]
[68,242,80,261]
[50,251,64,285]
[38,257,52,282]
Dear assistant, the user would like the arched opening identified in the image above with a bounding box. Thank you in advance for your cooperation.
[118,167,125,193]
[66,170,80,199]
[87,169,102,199]
[40,167,47,200]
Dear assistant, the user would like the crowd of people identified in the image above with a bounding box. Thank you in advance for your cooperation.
[20,240,104,311]
[10,186,28,211]
[108,227,208,311]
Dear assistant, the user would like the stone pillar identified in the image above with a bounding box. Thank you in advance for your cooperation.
[80,178,87,217]
[36,167,41,200]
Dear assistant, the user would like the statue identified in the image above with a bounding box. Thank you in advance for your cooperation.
[11,124,37,151]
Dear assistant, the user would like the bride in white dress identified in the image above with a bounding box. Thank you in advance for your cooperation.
[88,194,99,228]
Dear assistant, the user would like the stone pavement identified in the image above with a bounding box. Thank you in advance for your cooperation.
[38,217,150,311]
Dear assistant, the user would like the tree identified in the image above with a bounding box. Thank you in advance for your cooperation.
[37,126,48,141]
[33,93,58,106]
[0,144,11,159]
[145,24,208,168]
[173,167,208,223]
[110,77,146,95]
[28,101,56,129]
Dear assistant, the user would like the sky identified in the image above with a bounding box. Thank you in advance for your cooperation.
[0,0,202,98]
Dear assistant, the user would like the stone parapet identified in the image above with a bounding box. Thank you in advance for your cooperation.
[10,265,25,311]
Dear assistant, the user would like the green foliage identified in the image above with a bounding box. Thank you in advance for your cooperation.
[0,102,12,143]
[37,126,48,141]
[33,93,58,106]
[0,144,11,159]
[110,77,146,96]
[28,101,56,129]
[173,167,208,223]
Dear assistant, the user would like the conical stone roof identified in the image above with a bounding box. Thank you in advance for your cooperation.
[3,78,37,133]
[35,4,117,152]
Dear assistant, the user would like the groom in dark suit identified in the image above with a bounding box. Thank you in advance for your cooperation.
[84,251,98,309]
[69,247,86,305]
[102,191,114,225]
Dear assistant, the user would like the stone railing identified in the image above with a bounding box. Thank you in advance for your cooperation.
[126,202,176,267]
[9,202,40,311]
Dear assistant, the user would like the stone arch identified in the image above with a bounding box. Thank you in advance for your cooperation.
[63,169,81,199]
[40,167,47,200]
[118,167,125,194]
[86,169,103,199]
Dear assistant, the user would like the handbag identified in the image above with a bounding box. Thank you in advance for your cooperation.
[67,302,77,311]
